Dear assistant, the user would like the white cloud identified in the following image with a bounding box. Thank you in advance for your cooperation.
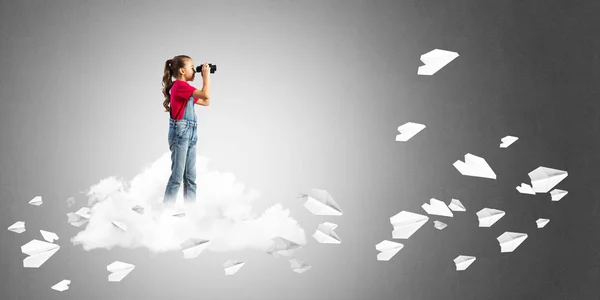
[70,152,306,254]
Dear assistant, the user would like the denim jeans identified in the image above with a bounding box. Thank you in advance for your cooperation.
[163,95,198,204]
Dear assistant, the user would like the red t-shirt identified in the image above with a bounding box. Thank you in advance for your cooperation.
[170,80,200,120]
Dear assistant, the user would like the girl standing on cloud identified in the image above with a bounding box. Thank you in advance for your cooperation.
[161,55,211,204]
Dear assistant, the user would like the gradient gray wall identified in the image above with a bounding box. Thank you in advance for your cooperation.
[2,0,600,299]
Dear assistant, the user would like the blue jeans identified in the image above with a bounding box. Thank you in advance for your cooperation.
[163,118,198,204]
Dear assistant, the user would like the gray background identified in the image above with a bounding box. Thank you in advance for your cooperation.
[1,0,599,299]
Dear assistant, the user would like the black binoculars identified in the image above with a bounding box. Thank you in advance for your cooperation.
[195,64,217,74]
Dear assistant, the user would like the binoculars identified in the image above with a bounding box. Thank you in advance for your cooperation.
[195,64,217,74]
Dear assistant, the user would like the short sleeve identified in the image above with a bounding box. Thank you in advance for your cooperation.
[174,81,197,101]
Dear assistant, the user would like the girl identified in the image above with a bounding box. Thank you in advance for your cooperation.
[161,55,211,204]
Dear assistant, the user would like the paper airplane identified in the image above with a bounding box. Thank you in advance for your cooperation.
[107,261,135,282]
[528,166,568,193]
[422,198,453,217]
[433,220,447,230]
[111,221,127,232]
[497,232,527,253]
[376,240,404,261]
[516,183,535,195]
[40,230,59,243]
[500,135,519,148]
[417,49,459,75]
[75,207,91,219]
[453,153,497,179]
[21,239,60,268]
[51,279,70,292]
[476,208,505,227]
[181,238,211,259]
[396,122,426,142]
[289,259,311,274]
[390,211,429,239]
[550,189,568,201]
[66,212,88,227]
[313,222,341,244]
[131,205,144,214]
[536,218,550,228]
[299,189,343,216]
[266,237,302,257]
[8,221,25,233]
[29,196,43,206]
[172,211,186,218]
[448,199,466,211]
[223,260,245,275]
[454,255,476,271]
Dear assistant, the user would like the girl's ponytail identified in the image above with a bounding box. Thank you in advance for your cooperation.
[162,59,174,112]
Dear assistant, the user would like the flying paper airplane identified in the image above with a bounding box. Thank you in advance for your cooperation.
[8,221,25,234]
[75,207,91,219]
[111,221,127,232]
[289,259,311,274]
[536,218,550,228]
[131,205,145,214]
[313,222,342,244]
[448,199,466,211]
[422,198,453,217]
[223,260,245,276]
[21,239,60,268]
[376,240,404,261]
[40,230,59,243]
[390,211,429,239]
[516,183,535,195]
[107,261,135,282]
[51,279,71,292]
[299,189,343,216]
[476,208,505,227]
[29,196,43,206]
[396,122,426,142]
[550,189,568,201]
[497,232,527,253]
[266,236,302,258]
[500,135,519,148]
[453,153,497,179]
[433,221,447,230]
[66,212,88,227]
[528,166,568,193]
[417,49,459,75]
[454,255,476,271]
[181,238,211,259]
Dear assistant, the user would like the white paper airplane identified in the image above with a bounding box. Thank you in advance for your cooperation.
[223,260,245,275]
[299,189,343,216]
[376,240,404,261]
[266,237,302,257]
[289,259,311,274]
[21,239,60,268]
[476,208,505,227]
[453,153,497,179]
[396,122,426,142]
[433,220,447,230]
[417,49,459,75]
[422,198,454,217]
[131,205,145,214]
[516,183,535,195]
[448,199,466,211]
[500,135,519,148]
[51,279,71,292]
[528,166,568,193]
[40,230,59,243]
[454,255,476,271]
[497,232,528,253]
[181,238,211,259]
[313,222,341,244]
[29,196,43,206]
[107,261,135,282]
[8,221,26,233]
[390,211,429,239]
[66,212,88,227]
[536,218,550,228]
[550,189,568,201]
[75,207,91,219]
[111,221,127,232]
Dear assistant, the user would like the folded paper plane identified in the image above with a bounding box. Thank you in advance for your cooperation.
[396,122,426,142]
[448,199,466,211]
[454,255,476,271]
[51,279,71,292]
[267,237,302,258]
[21,239,60,268]
[181,238,211,259]
[313,222,341,244]
[453,153,496,179]
[299,189,343,216]
[417,49,459,75]
[40,230,59,243]
[497,232,527,253]
[289,259,311,274]
[422,198,453,217]
[107,261,135,282]
[8,221,26,234]
[223,260,245,275]
[550,189,568,201]
[528,166,568,193]
[516,183,535,195]
[536,218,550,228]
[500,135,519,148]
[390,211,429,239]
[476,208,505,227]
[29,196,43,206]
[376,240,404,261]
[433,220,447,230]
